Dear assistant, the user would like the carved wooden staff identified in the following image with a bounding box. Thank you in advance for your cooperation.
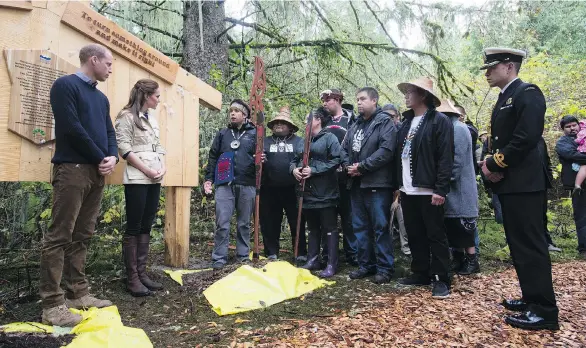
[294,111,314,258]
[248,56,267,261]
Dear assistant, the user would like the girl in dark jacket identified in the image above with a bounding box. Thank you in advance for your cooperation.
[290,107,342,278]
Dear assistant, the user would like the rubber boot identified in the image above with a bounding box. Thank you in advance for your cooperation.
[320,233,329,268]
[319,231,338,278]
[301,228,321,270]
[123,235,151,297]
[137,234,163,291]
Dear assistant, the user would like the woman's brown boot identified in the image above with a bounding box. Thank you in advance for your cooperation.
[137,234,163,291]
[123,235,151,297]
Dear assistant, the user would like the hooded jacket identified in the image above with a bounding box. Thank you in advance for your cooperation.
[290,130,341,209]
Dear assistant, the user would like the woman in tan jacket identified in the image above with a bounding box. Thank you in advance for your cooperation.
[116,79,166,297]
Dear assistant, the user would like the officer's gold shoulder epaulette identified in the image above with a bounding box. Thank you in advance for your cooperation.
[525,86,536,90]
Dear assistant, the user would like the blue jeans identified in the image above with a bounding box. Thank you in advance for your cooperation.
[212,184,256,265]
[350,187,394,275]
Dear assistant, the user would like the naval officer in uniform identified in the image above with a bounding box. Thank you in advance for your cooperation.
[478,48,559,331]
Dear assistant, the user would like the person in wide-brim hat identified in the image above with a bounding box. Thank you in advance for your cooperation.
[435,99,461,117]
[260,106,307,264]
[437,99,481,276]
[395,78,455,299]
[397,77,441,108]
[267,107,299,133]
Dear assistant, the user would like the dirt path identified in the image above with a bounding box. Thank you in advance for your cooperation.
[264,261,586,347]
[2,243,584,347]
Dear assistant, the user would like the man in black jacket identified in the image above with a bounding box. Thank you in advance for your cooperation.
[555,115,586,258]
[260,107,306,262]
[321,88,358,265]
[204,99,257,269]
[343,87,397,284]
[395,77,453,299]
[478,47,558,330]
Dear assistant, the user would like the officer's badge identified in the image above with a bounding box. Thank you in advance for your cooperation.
[506,98,512,105]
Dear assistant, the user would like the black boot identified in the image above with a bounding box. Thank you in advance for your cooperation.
[301,228,321,270]
[451,250,465,272]
[319,231,339,278]
[122,236,151,297]
[136,234,163,291]
[458,253,480,275]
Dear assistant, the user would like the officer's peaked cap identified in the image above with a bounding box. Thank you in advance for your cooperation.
[480,47,526,70]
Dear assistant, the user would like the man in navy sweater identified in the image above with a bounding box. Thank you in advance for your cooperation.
[40,44,118,326]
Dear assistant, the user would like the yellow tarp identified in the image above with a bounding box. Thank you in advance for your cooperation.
[164,268,212,286]
[0,306,152,348]
[248,251,267,261]
[0,322,54,334]
[203,261,334,316]
[163,251,266,286]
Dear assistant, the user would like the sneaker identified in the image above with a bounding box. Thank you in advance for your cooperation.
[547,244,562,252]
[398,274,431,286]
[65,295,112,309]
[267,255,278,260]
[401,248,411,256]
[373,273,392,284]
[349,268,376,280]
[431,281,450,299]
[212,261,225,270]
[41,304,83,327]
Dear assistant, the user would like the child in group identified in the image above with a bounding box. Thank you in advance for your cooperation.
[573,120,586,194]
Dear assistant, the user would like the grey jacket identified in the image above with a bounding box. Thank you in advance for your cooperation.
[445,117,478,218]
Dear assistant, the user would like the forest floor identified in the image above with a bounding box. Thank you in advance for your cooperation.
[1,221,585,347]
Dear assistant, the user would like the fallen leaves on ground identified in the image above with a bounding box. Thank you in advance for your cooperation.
[268,261,586,347]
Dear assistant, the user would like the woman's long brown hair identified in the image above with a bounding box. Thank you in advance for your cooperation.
[119,79,159,131]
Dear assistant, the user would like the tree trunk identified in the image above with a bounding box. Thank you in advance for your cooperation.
[182,0,228,85]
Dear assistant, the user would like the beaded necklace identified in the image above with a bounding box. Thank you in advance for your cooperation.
[401,112,427,176]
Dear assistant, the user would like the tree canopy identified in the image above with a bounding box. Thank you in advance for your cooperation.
[93,0,586,133]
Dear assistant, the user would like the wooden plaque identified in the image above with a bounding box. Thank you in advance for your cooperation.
[0,1,32,11]
[60,1,179,84]
[3,49,77,145]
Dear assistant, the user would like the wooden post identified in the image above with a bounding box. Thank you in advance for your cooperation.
[164,187,191,267]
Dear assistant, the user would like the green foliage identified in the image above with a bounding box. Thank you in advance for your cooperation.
[495,245,510,262]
